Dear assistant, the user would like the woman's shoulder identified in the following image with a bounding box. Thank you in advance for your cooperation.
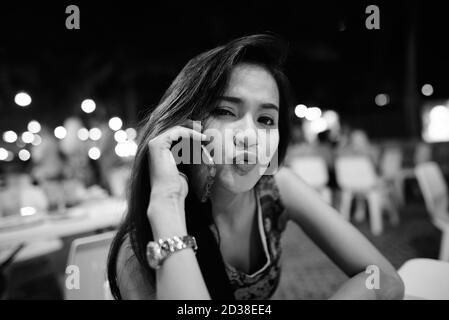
[258,166,297,199]
[116,234,156,299]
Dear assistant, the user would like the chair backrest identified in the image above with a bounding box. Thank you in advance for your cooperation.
[65,231,115,300]
[398,258,449,300]
[380,147,403,178]
[335,156,378,191]
[415,162,448,216]
[414,143,432,165]
[289,156,329,188]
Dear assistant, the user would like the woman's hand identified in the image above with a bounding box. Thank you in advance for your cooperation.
[142,120,212,299]
[146,120,207,235]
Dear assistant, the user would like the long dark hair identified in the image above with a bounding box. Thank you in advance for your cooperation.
[107,34,293,300]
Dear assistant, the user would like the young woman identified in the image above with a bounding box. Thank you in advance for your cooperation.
[107,34,404,300]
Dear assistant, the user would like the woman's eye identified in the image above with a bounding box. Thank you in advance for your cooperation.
[212,108,235,117]
[259,116,275,126]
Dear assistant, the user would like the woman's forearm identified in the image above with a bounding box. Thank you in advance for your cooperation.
[148,195,211,300]
[329,269,404,300]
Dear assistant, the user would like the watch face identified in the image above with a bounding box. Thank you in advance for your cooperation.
[146,241,162,269]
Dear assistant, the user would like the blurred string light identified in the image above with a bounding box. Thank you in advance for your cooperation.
[309,118,328,134]
[81,99,96,113]
[430,105,449,118]
[89,128,102,141]
[114,130,127,143]
[125,128,137,140]
[305,107,322,121]
[294,104,308,118]
[20,206,36,216]
[322,110,339,127]
[3,131,18,143]
[27,120,41,134]
[421,84,434,97]
[424,105,449,142]
[21,131,34,144]
[0,148,8,161]
[54,126,67,140]
[115,140,137,158]
[88,147,101,160]
[77,128,89,141]
[301,109,341,139]
[18,149,31,161]
[375,93,389,106]
[108,117,123,131]
[14,92,32,107]
[31,134,42,146]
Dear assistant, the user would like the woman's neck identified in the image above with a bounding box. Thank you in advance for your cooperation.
[209,184,256,230]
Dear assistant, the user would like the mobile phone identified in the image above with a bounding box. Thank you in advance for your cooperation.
[175,139,216,203]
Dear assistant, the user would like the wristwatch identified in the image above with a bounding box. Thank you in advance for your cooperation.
[146,235,198,269]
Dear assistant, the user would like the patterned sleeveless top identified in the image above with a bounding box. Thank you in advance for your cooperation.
[210,174,289,300]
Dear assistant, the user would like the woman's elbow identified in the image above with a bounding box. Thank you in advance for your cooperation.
[380,270,405,300]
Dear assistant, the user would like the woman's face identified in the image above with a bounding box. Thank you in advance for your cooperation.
[202,62,280,193]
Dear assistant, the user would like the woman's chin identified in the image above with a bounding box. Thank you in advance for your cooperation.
[215,164,260,193]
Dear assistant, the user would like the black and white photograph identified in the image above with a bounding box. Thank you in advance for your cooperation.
[0,1,448,303]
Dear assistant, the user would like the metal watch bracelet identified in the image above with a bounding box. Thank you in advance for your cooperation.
[146,235,198,269]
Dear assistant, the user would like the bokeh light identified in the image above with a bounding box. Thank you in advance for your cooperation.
[18,149,31,161]
[81,99,96,113]
[27,120,41,134]
[14,92,32,107]
[3,131,18,143]
[108,117,123,131]
[88,147,101,160]
[54,126,67,139]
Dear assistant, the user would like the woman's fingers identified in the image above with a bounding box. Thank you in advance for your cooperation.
[167,126,207,146]
[148,124,208,185]
[148,125,207,152]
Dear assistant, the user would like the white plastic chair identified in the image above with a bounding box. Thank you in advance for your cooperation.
[290,156,332,204]
[64,231,115,300]
[398,258,449,299]
[335,156,399,235]
[415,162,449,261]
[414,143,432,165]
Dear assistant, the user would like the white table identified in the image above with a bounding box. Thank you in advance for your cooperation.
[0,197,126,248]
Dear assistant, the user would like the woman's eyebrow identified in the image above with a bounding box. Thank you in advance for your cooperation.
[218,96,242,104]
[219,96,279,112]
[260,103,279,112]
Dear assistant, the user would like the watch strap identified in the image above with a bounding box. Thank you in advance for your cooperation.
[146,235,197,269]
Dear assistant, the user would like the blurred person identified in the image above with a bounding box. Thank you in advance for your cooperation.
[315,129,335,168]
[284,125,315,164]
[31,127,65,183]
[337,128,379,166]
[107,35,404,300]
[60,118,101,188]
[316,129,338,190]
[0,173,48,217]
[29,128,66,212]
